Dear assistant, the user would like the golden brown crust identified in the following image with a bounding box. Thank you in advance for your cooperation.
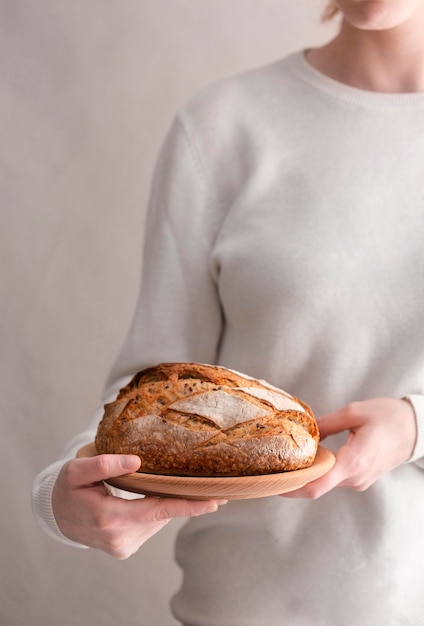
[95,362,319,476]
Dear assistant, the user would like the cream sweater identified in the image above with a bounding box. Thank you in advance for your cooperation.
[33,51,424,625]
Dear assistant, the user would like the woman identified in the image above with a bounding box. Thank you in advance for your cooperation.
[33,2,424,624]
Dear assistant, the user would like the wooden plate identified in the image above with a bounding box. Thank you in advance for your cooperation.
[77,443,335,500]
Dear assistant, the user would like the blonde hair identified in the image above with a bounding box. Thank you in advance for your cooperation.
[322,2,339,20]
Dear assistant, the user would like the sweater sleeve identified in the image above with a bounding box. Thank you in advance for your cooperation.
[404,394,424,469]
[103,113,224,389]
[31,379,130,547]
[31,435,96,549]
[32,114,224,545]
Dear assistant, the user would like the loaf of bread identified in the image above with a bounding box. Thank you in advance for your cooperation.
[95,362,319,477]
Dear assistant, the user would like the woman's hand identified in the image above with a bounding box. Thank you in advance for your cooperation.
[282,397,417,499]
[52,454,226,559]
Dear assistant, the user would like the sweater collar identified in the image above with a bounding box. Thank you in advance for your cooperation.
[286,50,424,111]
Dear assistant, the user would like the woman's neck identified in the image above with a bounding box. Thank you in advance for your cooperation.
[307,18,424,93]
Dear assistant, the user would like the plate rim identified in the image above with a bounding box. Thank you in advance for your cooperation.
[76,442,335,500]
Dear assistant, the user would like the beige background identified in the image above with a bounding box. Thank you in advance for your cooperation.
[1,2,336,624]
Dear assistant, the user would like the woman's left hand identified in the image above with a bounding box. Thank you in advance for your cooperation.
[281,397,417,499]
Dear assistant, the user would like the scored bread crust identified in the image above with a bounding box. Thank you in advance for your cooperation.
[95,362,319,476]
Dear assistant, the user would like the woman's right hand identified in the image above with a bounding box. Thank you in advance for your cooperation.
[52,454,226,559]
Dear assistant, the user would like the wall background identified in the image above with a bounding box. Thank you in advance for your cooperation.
[0,2,336,624]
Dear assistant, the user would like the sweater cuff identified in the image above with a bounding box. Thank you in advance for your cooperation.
[31,460,89,549]
[403,395,424,465]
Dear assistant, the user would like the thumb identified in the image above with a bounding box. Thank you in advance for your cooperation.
[317,409,349,440]
[317,404,365,439]
[70,454,141,488]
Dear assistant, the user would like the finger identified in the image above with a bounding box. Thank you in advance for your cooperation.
[317,403,363,439]
[127,496,228,521]
[66,454,142,488]
[282,463,344,499]
[317,412,347,439]
[281,443,362,499]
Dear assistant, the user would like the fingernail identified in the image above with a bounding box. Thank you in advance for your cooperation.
[120,455,138,470]
[204,500,228,513]
[204,504,218,513]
